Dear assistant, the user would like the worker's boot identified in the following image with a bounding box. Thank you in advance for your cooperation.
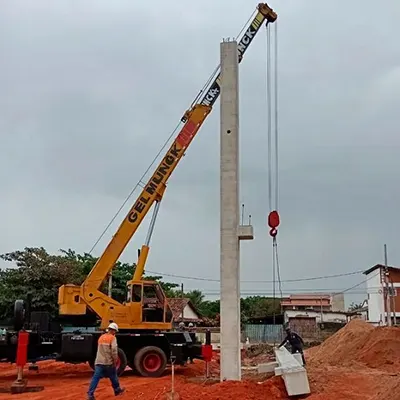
[115,387,125,396]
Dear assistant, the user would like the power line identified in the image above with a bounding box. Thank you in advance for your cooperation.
[145,268,364,283]
[202,291,371,296]
[200,287,380,294]
[339,271,380,294]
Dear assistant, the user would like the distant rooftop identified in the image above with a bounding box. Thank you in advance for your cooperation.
[281,293,341,307]
[363,264,400,275]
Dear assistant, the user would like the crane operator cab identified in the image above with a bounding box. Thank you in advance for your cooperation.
[126,280,173,327]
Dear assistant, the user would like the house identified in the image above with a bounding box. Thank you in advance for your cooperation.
[167,298,202,325]
[364,264,400,325]
[280,293,349,339]
[281,293,345,313]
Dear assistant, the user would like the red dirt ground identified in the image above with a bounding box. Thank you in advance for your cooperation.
[0,320,399,399]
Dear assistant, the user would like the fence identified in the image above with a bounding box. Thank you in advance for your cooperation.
[243,324,284,344]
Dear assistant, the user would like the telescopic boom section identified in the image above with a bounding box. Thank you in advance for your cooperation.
[181,3,277,122]
[59,3,277,314]
[84,104,212,290]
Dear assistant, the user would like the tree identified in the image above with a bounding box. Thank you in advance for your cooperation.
[0,247,82,319]
[0,247,283,327]
[240,296,281,320]
[185,290,205,310]
[0,247,180,319]
[348,301,364,312]
[198,299,220,318]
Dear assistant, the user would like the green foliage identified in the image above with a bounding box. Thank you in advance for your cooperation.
[240,296,281,323]
[348,301,364,312]
[197,299,220,318]
[0,247,82,319]
[185,290,205,310]
[0,247,180,320]
[0,247,281,326]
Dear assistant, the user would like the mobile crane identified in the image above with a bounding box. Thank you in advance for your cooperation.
[2,3,277,378]
[58,2,277,331]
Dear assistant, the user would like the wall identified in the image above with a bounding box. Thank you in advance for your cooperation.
[331,293,345,311]
[289,317,317,340]
[284,309,348,324]
[243,324,283,344]
[179,304,199,320]
[366,270,385,323]
[366,268,400,323]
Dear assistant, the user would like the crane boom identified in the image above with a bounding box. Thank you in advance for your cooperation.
[58,3,277,324]
[184,3,277,117]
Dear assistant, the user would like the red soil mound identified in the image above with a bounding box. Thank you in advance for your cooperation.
[309,319,400,371]
[179,376,288,400]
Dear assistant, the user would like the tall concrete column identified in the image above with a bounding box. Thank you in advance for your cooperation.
[220,39,254,382]
[219,39,241,382]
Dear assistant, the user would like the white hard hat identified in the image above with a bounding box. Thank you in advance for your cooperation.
[188,323,194,327]
[108,322,119,332]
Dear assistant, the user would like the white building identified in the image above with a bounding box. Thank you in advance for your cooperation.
[364,264,400,325]
[284,309,350,324]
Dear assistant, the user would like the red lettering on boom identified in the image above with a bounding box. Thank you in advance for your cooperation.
[176,120,197,147]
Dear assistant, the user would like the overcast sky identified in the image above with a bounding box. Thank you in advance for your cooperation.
[1,0,399,306]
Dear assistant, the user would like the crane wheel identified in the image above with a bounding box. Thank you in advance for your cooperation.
[88,348,127,376]
[13,300,25,331]
[134,346,167,377]
[116,348,128,376]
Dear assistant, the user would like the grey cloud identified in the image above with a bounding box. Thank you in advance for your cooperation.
[1,0,400,306]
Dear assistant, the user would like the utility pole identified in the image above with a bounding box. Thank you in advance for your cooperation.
[390,279,397,326]
[181,283,184,321]
[384,244,392,326]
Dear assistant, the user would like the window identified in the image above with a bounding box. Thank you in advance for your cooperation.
[132,284,142,303]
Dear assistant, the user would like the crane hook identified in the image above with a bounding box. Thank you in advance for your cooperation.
[268,210,280,238]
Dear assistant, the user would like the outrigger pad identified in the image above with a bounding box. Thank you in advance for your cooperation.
[0,379,44,394]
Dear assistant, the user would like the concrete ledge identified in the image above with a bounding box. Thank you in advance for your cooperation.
[238,225,254,240]
[257,361,278,374]
[274,347,310,397]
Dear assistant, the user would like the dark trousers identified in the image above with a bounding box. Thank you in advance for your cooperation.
[88,365,121,398]
[291,346,306,365]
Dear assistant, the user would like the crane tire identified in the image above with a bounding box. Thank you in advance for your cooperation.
[13,300,25,331]
[89,348,127,376]
[134,346,167,377]
[116,348,128,376]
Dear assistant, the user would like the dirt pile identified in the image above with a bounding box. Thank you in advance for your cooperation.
[309,319,400,371]
[371,378,400,400]
[242,343,274,366]
[179,376,288,400]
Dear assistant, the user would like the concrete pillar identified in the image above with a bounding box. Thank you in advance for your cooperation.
[219,39,241,382]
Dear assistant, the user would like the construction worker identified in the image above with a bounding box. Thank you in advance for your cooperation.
[187,323,195,364]
[87,322,125,400]
[178,321,186,331]
[278,327,306,365]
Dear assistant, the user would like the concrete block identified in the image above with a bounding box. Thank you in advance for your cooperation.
[293,353,304,366]
[238,224,254,240]
[257,361,278,374]
[274,347,310,397]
